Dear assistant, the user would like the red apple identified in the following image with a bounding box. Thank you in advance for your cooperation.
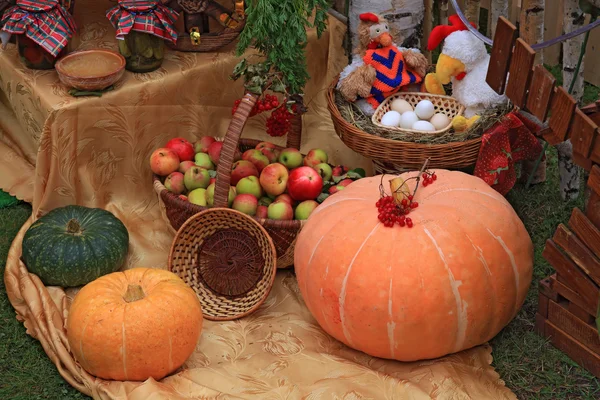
[287,166,323,201]
[339,178,354,187]
[166,138,195,162]
[178,194,188,201]
[231,160,259,186]
[232,194,258,216]
[295,200,319,220]
[209,177,216,185]
[274,194,294,207]
[164,172,185,195]
[194,136,216,153]
[260,147,279,163]
[303,148,328,168]
[267,201,293,220]
[178,160,196,174]
[256,205,268,219]
[236,175,263,199]
[329,185,346,195]
[256,141,276,150]
[259,163,289,196]
[207,141,223,165]
[150,148,180,176]
[278,148,303,169]
[332,165,349,177]
[242,149,270,173]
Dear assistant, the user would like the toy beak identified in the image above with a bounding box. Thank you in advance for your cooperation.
[377,32,392,47]
[435,54,466,84]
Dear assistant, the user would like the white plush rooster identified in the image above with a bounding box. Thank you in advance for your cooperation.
[425,15,507,129]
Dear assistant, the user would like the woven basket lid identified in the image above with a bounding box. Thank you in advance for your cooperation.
[168,208,277,321]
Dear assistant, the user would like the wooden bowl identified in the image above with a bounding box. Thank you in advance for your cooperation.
[55,49,125,91]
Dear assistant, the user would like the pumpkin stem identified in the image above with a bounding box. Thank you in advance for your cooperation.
[66,219,83,235]
[123,284,146,303]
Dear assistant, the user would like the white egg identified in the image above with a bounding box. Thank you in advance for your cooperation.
[400,111,419,129]
[412,120,436,132]
[390,98,413,114]
[380,111,402,127]
[414,100,436,120]
[429,113,451,130]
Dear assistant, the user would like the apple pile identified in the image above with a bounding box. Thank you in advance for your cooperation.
[150,137,365,221]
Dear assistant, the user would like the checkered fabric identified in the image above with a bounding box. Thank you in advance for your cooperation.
[106,0,179,44]
[1,0,76,57]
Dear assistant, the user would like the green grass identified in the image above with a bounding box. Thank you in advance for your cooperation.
[0,204,88,400]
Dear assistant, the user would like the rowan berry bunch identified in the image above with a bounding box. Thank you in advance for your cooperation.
[376,170,437,228]
[231,94,280,117]
[266,105,294,137]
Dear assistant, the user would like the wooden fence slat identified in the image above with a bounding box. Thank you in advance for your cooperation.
[544,87,578,144]
[542,240,599,312]
[505,39,536,108]
[486,16,517,94]
[552,224,600,286]
[573,153,594,171]
[525,65,556,122]
[548,300,600,356]
[549,274,597,317]
[545,321,600,379]
[589,165,600,197]
[569,208,600,257]
[591,138,600,165]
[588,166,600,227]
[571,109,598,159]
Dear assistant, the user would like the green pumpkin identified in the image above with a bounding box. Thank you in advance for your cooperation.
[22,205,129,287]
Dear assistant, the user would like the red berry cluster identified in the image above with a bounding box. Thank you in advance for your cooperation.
[232,94,280,117]
[376,195,417,228]
[422,172,437,187]
[266,105,293,137]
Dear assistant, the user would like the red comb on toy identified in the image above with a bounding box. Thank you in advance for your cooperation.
[359,13,379,23]
[427,15,477,51]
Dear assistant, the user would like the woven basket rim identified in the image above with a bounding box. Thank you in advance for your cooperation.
[168,207,278,321]
[371,92,465,135]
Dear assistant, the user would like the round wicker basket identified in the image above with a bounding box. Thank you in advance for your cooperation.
[168,208,277,321]
[154,93,305,269]
[327,77,482,171]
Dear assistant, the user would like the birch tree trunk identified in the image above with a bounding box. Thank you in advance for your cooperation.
[557,0,585,201]
[520,0,545,64]
[490,0,509,37]
[464,0,481,26]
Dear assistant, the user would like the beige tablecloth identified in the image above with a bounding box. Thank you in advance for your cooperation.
[1,0,516,398]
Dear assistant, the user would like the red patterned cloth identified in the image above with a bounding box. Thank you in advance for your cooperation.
[106,0,179,44]
[1,0,76,57]
[474,112,544,195]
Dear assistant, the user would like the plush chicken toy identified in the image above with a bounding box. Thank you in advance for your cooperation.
[337,13,428,116]
[425,15,508,131]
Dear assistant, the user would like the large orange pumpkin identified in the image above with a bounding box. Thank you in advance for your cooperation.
[294,170,533,361]
[67,268,203,381]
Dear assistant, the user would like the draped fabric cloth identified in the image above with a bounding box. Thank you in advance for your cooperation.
[0,0,515,398]
[106,0,178,43]
[1,0,76,56]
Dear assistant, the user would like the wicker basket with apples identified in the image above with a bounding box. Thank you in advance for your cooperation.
[152,102,364,269]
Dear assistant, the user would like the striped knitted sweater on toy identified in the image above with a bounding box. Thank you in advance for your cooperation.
[363,46,422,109]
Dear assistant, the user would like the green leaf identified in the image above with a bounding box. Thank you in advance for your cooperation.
[317,192,330,203]
[349,168,366,178]
[271,79,286,93]
[232,59,248,78]
[208,170,217,178]
[332,175,346,183]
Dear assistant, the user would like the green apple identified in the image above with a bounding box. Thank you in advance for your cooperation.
[278,148,303,169]
[267,201,294,220]
[194,152,215,170]
[188,188,208,206]
[184,166,211,191]
[295,200,319,220]
[303,148,328,168]
[314,163,333,182]
[236,175,263,199]
[258,196,273,207]
[205,182,235,207]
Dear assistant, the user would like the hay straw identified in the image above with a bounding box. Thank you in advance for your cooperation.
[334,90,512,145]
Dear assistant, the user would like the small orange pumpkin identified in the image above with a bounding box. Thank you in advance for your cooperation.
[294,170,533,361]
[67,268,203,381]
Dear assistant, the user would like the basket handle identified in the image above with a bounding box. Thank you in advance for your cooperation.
[214,92,258,208]
[214,93,304,208]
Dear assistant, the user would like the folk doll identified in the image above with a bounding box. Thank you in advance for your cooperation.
[106,0,178,73]
[0,0,76,69]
